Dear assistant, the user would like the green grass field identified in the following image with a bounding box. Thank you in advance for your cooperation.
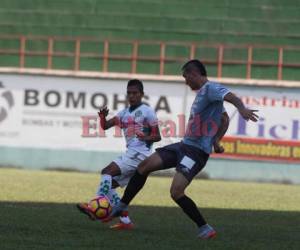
[1,168,300,250]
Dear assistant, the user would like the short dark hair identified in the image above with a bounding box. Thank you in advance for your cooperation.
[181,59,207,76]
[127,79,144,94]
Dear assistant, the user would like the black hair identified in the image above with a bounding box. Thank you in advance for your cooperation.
[181,59,207,76]
[127,79,144,94]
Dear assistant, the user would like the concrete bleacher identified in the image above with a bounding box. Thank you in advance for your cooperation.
[1,0,299,44]
[0,0,299,79]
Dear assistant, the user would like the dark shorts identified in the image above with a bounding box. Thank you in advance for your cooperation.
[155,142,209,182]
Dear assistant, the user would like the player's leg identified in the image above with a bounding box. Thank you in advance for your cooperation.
[107,180,121,206]
[110,152,165,216]
[77,162,121,220]
[171,149,216,239]
[170,171,207,226]
[171,173,216,239]
[108,189,134,230]
[107,150,147,228]
[107,180,134,229]
[111,142,182,217]
[170,173,207,229]
[121,152,164,204]
[96,162,121,197]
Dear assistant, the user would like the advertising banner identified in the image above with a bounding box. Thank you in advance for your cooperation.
[0,73,300,163]
[0,74,185,151]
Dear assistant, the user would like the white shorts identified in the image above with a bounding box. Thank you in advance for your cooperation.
[113,149,149,187]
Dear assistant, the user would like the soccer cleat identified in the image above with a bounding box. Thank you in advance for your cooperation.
[102,209,129,223]
[197,224,217,239]
[110,221,134,230]
[76,202,96,221]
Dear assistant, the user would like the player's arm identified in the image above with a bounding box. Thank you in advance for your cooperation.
[224,92,259,122]
[136,125,161,143]
[97,106,119,130]
[213,111,229,153]
[136,109,161,143]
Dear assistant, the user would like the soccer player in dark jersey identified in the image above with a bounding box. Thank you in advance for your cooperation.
[109,60,258,239]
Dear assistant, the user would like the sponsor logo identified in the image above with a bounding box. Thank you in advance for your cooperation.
[0,82,14,123]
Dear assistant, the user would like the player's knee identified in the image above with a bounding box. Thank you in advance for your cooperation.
[137,165,150,176]
[170,186,184,201]
[101,163,121,176]
[101,168,111,175]
[137,161,152,176]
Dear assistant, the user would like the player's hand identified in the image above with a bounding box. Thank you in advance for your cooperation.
[136,130,146,140]
[239,108,259,122]
[98,106,109,118]
[213,141,224,153]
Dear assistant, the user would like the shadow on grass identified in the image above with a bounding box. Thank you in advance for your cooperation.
[1,201,300,250]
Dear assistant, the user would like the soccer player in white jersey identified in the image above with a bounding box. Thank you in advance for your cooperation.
[109,60,258,238]
[77,79,161,229]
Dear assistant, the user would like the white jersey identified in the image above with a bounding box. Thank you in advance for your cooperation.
[116,103,158,156]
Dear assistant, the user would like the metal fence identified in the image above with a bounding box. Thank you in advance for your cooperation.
[0,35,300,80]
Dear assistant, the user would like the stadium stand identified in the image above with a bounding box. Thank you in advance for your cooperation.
[0,0,299,80]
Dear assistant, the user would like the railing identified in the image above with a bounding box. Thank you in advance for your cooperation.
[0,35,300,81]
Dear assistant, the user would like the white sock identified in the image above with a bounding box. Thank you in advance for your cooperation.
[96,174,112,196]
[107,188,121,206]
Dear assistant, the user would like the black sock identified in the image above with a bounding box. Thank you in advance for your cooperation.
[121,170,148,205]
[175,195,207,227]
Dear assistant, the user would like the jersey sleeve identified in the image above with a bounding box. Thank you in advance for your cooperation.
[116,109,124,119]
[115,109,126,125]
[146,108,159,127]
[207,83,230,102]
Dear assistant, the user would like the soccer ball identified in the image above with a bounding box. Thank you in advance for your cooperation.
[88,196,112,220]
